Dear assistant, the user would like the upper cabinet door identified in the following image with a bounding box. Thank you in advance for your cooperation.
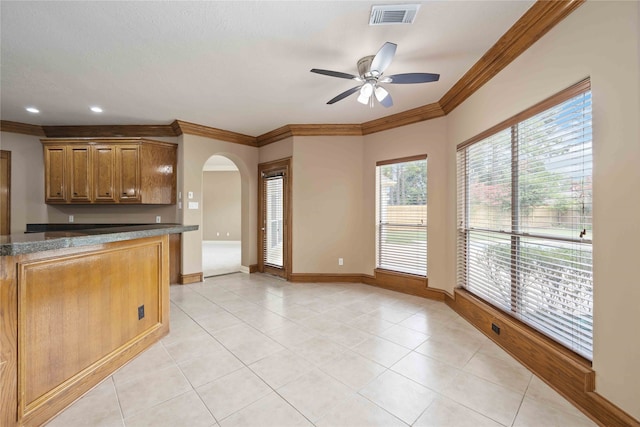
[117,145,141,202]
[44,145,67,203]
[93,146,116,202]
[68,146,91,202]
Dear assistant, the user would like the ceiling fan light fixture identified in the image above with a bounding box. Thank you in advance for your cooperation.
[357,82,374,104]
[375,86,389,102]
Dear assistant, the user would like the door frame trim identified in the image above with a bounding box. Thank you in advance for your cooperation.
[258,158,292,280]
[0,150,11,235]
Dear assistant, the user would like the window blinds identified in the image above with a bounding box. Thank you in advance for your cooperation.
[377,157,427,276]
[457,85,593,359]
[263,175,284,267]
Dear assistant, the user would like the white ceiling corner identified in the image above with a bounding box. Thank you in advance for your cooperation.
[0,1,534,136]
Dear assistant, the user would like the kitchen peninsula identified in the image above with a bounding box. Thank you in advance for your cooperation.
[0,224,197,426]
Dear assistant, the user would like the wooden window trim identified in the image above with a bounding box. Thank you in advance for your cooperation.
[376,154,427,167]
[457,78,591,151]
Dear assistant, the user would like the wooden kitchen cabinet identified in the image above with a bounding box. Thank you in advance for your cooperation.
[43,145,67,202]
[68,145,91,202]
[116,144,141,202]
[93,145,117,202]
[42,138,177,205]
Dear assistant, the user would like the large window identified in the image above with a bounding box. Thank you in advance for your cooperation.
[376,155,427,276]
[457,80,593,359]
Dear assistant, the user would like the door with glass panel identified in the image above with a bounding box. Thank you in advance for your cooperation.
[258,159,290,278]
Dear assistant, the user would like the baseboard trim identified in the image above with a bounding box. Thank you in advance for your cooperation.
[287,270,445,302]
[249,264,259,273]
[364,269,445,301]
[446,288,639,427]
[179,272,203,284]
[289,273,363,283]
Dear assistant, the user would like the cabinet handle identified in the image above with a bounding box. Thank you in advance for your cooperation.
[56,192,61,196]
[122,192,127,195]
[106,192,110,195]
[73,192,78,195]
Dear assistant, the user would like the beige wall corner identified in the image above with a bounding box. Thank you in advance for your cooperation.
[447,2,640,420]
[180,134,258,275]
[292,135,365,274]
[362,117,454,294]
[0,132,47,233]
[258,137,293,164]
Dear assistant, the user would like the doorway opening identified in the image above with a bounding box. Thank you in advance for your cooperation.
[202,155,241,277]
[258,158,291,279]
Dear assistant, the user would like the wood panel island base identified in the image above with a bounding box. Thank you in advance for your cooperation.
[0,224,196,426]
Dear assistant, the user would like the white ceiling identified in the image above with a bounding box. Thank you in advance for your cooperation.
[0,1,534,137]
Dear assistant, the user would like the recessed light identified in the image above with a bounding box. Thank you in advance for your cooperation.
[90,106,103,113]
[26,107,40,113]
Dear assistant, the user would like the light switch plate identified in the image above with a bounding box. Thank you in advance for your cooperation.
[188,201,199,209]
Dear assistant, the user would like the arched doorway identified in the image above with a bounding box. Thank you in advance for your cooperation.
[201,155,241,276]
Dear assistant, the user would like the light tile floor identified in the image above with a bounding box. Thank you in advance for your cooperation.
[46,273,597,427]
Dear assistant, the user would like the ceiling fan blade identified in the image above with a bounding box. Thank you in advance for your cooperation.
[386,73,440,84]
[375,86,393,108]
[327,85,362,104]
[370,42,397,75]
[310,68,359,80]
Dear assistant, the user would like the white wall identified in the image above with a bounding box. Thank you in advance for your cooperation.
[447,1,640,419]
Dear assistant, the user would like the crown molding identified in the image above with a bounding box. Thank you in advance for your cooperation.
[0,120,45,136]
[41,124,178,138]
[361,103,445,135]
[174,120,257,147]
[1,1,584,145]
[256,124,362,146]
[439,0,585,114]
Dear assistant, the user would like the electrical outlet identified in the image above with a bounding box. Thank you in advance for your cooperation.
[138,305,145,320]
[338,258,344,266]
[491,323,500,335]
[188,191,194,199]
[156,216,161,223]
[226,232,230,236]
[68,215,74,223]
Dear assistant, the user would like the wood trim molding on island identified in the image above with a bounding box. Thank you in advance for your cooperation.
[179,272,203,285]
[445,288,640,427]
[1,235,170,427]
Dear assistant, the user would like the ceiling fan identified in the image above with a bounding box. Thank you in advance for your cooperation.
[310,42,440,108]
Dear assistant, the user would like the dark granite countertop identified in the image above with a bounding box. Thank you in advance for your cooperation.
[1,224,198,256]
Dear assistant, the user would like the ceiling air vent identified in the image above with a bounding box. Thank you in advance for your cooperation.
[369,4,420,25]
